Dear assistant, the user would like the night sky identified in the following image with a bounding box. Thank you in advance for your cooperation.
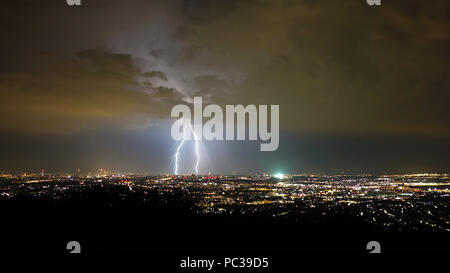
[0,0,449,174]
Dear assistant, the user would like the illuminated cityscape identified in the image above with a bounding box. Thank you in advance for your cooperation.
[1,171,448,232]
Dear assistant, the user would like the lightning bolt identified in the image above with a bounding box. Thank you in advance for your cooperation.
[174,136,185,175]
[173,119,201,175]
[189,122,201,175]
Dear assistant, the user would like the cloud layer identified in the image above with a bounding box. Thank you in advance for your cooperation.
[1,0,449,136]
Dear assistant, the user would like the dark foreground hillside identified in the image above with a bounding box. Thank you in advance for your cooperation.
[0,184,448,270]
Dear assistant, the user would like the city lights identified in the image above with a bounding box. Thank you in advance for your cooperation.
[273,173,285,179]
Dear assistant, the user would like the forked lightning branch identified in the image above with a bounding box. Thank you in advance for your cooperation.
[171,97,279,174]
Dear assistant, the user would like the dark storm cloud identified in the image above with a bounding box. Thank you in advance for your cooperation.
[170,0,450,135]
[0,48,184,133]
[0,0,187,133]
[143,71,168,81]
[2,0,449,135]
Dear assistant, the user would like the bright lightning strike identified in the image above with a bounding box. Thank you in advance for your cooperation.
[173,119,201,175]
[174,136,185,175]
[190,124,200,175]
